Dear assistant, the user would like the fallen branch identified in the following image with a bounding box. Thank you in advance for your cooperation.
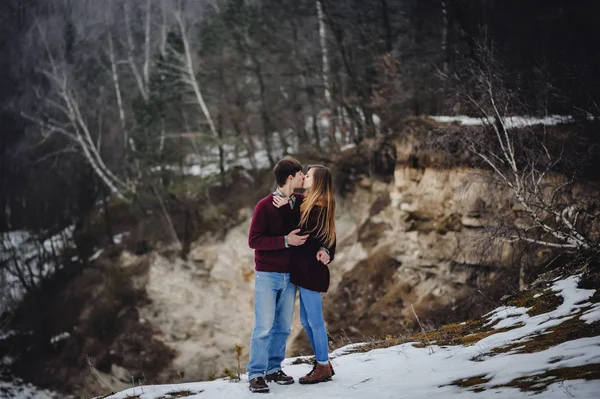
[86,355,114,394]
[348,378,373,389]
[411,303,434,354]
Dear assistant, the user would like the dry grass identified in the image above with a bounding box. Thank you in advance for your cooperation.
[343,317,524,355]
[495,364,600,392]
[156,390,199,399]
[221,367,239,381]
[491,317,600,355]
[205,367,241,382]
[290,356,316,365]
[447,363,600,394]
[505,290,563,316]
[341,284,586,357]
[411,321,523,349]
[447,375,491,393]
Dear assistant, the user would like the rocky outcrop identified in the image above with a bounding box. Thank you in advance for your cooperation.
[136,209,259,380]
[313,167,519,351]
[134,156,524,379]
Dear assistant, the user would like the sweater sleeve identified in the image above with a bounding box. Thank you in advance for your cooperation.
[306,207,337,262]
[248,200,286,250]
[328,238,336,262]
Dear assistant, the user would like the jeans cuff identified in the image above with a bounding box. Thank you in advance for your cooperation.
[248,373,264,381]
[266,367,281,375]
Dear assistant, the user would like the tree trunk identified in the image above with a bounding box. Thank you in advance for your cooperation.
[102,188,114,246]
[380,0,393,52]
[107,33,128,149]
[289,19,310,147]
[253,58,275,166]
[312,109,321,150]
[441,0,449,74]
[317,0,331,105]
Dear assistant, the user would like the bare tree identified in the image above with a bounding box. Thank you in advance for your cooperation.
[161,10,226,180]
[23,19,135,201]
[442,43,597,253]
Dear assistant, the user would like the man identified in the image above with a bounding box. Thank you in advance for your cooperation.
[247,157,309,393]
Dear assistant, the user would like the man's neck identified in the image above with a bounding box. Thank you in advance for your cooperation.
[278,184,294,197]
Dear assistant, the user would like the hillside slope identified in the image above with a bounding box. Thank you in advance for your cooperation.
[102,273,600,399]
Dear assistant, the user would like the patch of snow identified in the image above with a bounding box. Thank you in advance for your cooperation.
[430,115,573,128]
[50,332,70,345]
[0,330,17,341]
[581,303,600,324]
[113,232,129,244]
[0,355,14,366]
[484,306,529,329]
[88,249,104,262]
[1,226,75,311]
[0,379,64,399]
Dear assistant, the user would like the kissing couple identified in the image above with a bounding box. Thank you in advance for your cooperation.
[246,157,337,393]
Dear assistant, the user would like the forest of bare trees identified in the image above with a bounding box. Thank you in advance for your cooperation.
[1,0,599,302]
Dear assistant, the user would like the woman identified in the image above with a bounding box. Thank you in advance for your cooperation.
[274,164,337,384]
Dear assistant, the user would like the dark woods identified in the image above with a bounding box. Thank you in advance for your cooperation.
[0,0,599,287]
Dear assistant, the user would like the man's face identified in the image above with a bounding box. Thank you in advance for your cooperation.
[290,170,305,190]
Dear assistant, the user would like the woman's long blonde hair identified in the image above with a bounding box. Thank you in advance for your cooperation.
[300,165,336,247]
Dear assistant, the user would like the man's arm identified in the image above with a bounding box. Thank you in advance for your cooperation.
[248,202,286,250]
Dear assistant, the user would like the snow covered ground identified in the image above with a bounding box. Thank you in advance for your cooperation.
[0,379,60,399]
[0,226,75,312]
[102,275,600,399]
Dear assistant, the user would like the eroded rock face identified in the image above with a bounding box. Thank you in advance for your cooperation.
[130,165,522,380]
[137,210,258,380]
[315,168,518,348]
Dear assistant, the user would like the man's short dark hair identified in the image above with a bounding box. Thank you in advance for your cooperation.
[274,157,302,187]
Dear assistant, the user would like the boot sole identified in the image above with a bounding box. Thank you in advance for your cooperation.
[265,379,295,385]
[249,387,270,393]
[299,377,332,385]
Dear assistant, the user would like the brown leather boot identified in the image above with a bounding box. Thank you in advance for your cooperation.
[249,377,270,393]
[299,362,333,384]
[265,370,294,385]
[329,361,335,376]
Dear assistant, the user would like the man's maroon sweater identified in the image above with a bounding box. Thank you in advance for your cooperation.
[248,193,304,273]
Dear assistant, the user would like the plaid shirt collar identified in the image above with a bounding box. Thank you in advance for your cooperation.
[273,187,296,209]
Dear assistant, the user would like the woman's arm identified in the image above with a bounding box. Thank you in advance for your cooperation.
[306,207,336,263]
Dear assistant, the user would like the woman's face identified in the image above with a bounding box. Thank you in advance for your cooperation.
[303,169,314,189]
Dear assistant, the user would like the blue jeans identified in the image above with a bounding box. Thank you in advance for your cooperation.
[247,272,297,380]
[299,287,329,363]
